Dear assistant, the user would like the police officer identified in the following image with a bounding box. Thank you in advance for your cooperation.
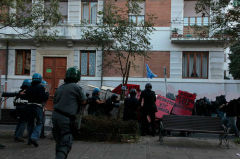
[40,80,48,138]
[104,94,119,117]
[23,73,49,147]
[52,67,87,159]
[88,88,105,116]
[139,83,157,136]
[123,89,139,121]
[14,79,31,142]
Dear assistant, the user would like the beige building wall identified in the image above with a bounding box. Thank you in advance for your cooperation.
[35,49,75,75]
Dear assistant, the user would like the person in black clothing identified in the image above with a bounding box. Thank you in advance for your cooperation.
[139,83,157,136]
[88,88,105,116]
[14,79,31,142]
[123,89,139,121]
[22,73,49,147]
[104,94,119,117]
[220,98,240,137]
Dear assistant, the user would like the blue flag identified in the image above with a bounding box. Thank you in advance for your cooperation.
[146,64,157,79]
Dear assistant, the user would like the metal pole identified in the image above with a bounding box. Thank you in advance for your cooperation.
[164,66,167,96]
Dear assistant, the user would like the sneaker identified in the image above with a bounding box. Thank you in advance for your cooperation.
[14,137,25,143]
[0,144,6,149]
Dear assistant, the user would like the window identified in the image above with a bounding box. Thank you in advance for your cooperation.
[0,50,6,75]
[81,1,98,24]
[80,51,96,76]
[184,17,209,26]
[15,50,31,75]
[183,52,208,78]
[128,2,145,25]
[45,0,68,24]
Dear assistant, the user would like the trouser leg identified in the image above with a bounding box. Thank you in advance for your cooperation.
[229,116,239,137]
[53,112,73,159]
[31,106,43,141]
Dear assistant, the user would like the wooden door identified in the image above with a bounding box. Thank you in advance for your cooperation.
[43,57,67,110]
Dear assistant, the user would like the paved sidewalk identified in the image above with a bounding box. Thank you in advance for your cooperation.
[1,126,240,159]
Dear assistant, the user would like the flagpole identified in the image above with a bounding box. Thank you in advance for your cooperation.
[164,66,167,96]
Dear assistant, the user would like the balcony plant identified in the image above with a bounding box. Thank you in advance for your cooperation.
[172,28,179,38]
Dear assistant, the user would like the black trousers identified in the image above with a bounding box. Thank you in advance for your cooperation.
[141,111,156,135]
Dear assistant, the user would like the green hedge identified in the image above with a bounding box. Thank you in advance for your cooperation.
[76,115,139,142]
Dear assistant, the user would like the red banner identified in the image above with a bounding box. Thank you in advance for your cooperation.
[172,90,196,115]
[112,84,140,95]
[155,95,175,119]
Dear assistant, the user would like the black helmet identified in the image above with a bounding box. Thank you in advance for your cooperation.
[129,89,137,96]
[65,67,80,83]
[145,83,152,90]
[111,93,118,100]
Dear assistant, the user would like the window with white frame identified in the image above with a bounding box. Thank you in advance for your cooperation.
[80,51,96,76]
[182,52,208,79]
[184,17,209,26]
[81,1,98,24]
[15,50,31,75]
[128,2,145,25]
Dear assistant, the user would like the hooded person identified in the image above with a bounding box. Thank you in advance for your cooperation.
[52,67,87,159]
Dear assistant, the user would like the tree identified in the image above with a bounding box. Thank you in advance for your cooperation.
[229,43,240,79]
[195,0,240,44]
[0,0,62,41]
[83,0,155,89]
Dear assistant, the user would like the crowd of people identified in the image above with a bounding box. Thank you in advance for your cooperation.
[1,66,239,159]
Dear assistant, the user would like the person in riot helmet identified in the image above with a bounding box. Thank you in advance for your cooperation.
[139,83,157,136]
[52,67,87,159]
[23,73,49,147]
[14,79,31,142]
[104,94,120,117]
[123,89,139,121]
[88,88,105,116]
[40,80,48,138]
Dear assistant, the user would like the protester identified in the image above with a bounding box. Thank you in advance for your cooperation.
[52,67,87,159]
[104,94,120,117]
[23,73,49,147]
[14,79,31,142]
[123,89,139,121]
[220,98,240,137]
[139,83,157,136]
[88,88,105,116]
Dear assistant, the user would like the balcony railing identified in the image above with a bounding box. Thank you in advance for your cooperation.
[170,17,223,43]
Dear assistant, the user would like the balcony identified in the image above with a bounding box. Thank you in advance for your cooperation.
[170,17,223,44]
[0,25,86,41]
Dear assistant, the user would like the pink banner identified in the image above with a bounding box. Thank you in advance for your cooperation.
[172,90,196,115]
[155,95,175,119]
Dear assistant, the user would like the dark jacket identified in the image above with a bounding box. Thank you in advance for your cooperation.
[123,96,139,120]
[25,82,49,104]
[139,89,157,113]
[221,99,240,117]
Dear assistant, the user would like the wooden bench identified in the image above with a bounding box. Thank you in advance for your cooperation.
[159,115,229,147]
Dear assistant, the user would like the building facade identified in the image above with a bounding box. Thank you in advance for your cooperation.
[0,0,240,109]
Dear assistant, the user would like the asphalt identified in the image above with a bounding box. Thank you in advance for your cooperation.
[1,125,240,159]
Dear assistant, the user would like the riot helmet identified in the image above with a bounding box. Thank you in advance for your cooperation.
[129,89,137,97]
[32,73,42,83]
[145,83,152,90]
[64,67,81,83]
[41,80,48,88]
[92,88,100,96]
[111,93,118,101]
[21,79,32,90]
